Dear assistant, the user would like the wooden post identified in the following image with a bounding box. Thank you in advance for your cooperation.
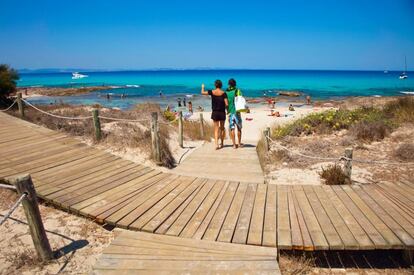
[151,112,161,164]
[344,148,353,184]
[17,92,24,118]
[199,113,205,139]
[263,128,270,153]
[92,109,102,141]
[178,111,183,148]
[9,174,53,261]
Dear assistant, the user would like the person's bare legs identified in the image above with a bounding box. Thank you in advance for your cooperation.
[213,120,219,149]
[230,128,236,148]
[219,120,225,148]
[237,126,243,147]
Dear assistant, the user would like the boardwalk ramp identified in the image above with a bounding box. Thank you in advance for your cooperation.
[92,230,279,274]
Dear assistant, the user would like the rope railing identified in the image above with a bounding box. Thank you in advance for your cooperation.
[0,193,27,226]
[0,183,17,190]
[97,115,149,123]
[22,99,93,120]
[0,99,17,112]
[7,95,205,167]
[265,135,414,166]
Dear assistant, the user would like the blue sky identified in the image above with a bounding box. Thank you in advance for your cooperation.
[1,0,413,70]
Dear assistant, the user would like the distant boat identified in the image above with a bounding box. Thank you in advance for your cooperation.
[383,70,388,74]
[399,56,408,80]
[72,72,88,79]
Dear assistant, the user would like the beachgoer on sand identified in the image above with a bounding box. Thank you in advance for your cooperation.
[226,78,243,149]
[177,98,182,107]
[289,104,295,111]
[188,101,193,113]
[306,95,311,105]
[201,80,228,150]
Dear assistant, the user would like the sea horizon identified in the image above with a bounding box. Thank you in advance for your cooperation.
[20,69,414,110]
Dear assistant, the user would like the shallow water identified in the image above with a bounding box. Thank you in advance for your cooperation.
[19,70,414,109]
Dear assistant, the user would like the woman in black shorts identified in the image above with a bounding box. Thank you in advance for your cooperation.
[201,80,228,149]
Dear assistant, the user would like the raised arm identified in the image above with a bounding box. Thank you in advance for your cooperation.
[201,84,209,95]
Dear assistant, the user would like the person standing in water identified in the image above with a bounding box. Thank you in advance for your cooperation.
[226,79,243,148]
[201,80,228,150]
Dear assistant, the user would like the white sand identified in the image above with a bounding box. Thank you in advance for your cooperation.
[192,102,334,142]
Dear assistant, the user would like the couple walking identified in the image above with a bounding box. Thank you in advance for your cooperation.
[201,78,243,150]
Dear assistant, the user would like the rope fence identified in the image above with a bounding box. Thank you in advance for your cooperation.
[0,193,27,226]
[22,99,93,120]
[5,95,204,166]
[265,134,414,166]
[0,175,54,260]
[0,99,17,112]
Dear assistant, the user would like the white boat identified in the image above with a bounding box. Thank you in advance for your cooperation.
[399,56,408,80]
[72,72,88,79]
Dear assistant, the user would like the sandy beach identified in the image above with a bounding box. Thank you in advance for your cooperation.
[196,102,332,142]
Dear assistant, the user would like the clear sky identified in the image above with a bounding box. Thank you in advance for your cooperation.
[1,0,413,70]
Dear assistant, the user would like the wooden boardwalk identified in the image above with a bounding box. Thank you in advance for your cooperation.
[172,140,264,184]
[1,112,414,251]
[92,230,279,274]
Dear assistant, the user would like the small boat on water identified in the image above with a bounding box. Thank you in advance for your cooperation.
[399,56,408,80]
[72,72,88,79]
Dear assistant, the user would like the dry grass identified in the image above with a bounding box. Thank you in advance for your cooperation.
[279,252,314,275]
[182,120,214,141]
[383,96,414,123]
[350,120,390,142]
[319,164,348,185]
[256,136,268,171]
[3,245,44,271]
[395,143,414,161]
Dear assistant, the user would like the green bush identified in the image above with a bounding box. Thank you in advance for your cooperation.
[272,106,393,139]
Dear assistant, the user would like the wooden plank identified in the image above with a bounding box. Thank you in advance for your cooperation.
[114,231,277,255]
[322,186,374,249]
[287,186,306,250]
[41,162,139,199]
[332,185,388,249]
[361,185,414,239]
[247,183,267,246]
[179,180,226,239]
[231,183,257,244]
[313,186,359,249]
[217,183,248,243]
[154,179,207,234]
[82,170,163,219]
[303,185,343,249]
[109,174,181,227]
[262,184,277,247]
[55,165,146,206]
[202,182,239,241]
[292,186,328,250]
[276,185,292,249]
[128,177,198,230]
[342,185,403,249]
[192,181,230,240]
[353,185,414,248]
[141,178,204,233]
[36,158,123,194]
[166,179,217,236]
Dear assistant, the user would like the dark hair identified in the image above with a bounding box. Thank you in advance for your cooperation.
[214,79,222,89]
[228,78,236,87]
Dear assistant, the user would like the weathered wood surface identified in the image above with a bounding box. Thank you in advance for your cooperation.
[1,112,413,251]
[92,230,280,274]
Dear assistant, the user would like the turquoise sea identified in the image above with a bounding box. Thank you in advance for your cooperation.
[19,70,414,110]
